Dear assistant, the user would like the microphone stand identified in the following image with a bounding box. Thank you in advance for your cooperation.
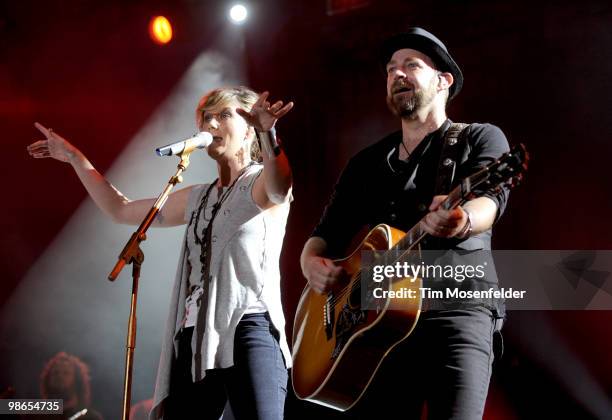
[107,149,194,420]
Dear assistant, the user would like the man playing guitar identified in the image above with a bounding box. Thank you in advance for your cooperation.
[299,27,511,419]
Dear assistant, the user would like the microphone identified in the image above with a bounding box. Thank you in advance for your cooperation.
[155,132,213,157]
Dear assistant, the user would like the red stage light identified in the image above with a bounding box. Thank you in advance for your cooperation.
[149,16,173,45]
[326,0,369,15]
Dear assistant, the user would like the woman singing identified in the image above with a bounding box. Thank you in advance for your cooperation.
[28,86,294,419]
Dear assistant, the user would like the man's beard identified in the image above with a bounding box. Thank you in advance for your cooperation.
[387,77,437,118]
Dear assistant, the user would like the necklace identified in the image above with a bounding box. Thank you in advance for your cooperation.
[400,140,411,159]
[189,162,256,278]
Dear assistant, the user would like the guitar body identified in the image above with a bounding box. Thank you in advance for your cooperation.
[291,224,422,411]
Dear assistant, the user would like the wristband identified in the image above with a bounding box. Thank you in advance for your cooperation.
[456,208,473,239]
[256,127,281,158]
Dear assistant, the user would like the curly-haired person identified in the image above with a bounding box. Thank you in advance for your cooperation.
[39,352,103,420]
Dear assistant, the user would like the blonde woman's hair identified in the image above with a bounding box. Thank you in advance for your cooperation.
[196,86,261,162]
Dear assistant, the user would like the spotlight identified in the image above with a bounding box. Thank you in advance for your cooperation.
[229,4,248,24]
[149,16,173,45]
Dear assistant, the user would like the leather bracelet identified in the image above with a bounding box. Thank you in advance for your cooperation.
[256,127,281,158]
[456,208,473,239]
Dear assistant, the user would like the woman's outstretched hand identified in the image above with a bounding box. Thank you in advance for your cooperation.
[27,122,79,163]
[236,91,293,132]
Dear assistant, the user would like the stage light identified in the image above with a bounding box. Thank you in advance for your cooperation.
[149,16,173,45]
[229,4,248,24]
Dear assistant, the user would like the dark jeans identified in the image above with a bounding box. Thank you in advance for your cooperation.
[346,307,502,420]
[164,312,288,420]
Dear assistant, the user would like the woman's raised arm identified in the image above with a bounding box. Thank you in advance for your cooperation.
[27,122,192,227]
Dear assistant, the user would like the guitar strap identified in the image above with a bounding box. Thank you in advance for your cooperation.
[434,122,471,195]
[431,123,509,324]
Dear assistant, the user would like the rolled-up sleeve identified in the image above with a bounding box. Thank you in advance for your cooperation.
[459,123,511,222]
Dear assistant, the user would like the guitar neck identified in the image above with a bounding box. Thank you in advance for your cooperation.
[393,182,466,252]
[385,144,528,260]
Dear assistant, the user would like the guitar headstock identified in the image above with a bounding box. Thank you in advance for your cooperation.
[465,143,530,197]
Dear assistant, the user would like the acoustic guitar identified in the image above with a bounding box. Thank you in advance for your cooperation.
[291,144,529,411]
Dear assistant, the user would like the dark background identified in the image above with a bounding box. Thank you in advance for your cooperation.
[1,0,611,418]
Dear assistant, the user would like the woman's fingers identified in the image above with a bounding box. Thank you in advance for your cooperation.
[256,91,269,108]
[27,140,48,151]
[28,143,51,158]
[246,92,294,129]
[27,144,50,158]
[235,107,253,121]
[263,99,293,117]
[269,100,284,111]
[274,102,294,118]
[34,122,52,138]
[31,151,51,159]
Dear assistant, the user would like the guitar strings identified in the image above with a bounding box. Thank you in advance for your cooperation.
[327,233,424,307]
[326,173,459,309]
[327,232,427,308]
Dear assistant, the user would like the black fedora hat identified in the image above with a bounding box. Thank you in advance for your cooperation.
[379,27,463,100]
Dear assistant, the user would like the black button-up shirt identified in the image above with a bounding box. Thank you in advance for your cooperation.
[312,120,511,259]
